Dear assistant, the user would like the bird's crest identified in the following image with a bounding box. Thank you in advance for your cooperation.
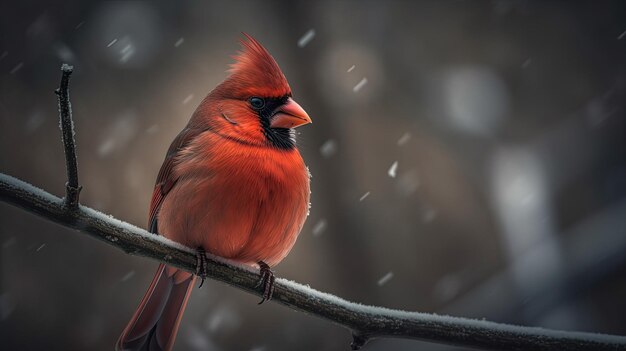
[225,33,291,98]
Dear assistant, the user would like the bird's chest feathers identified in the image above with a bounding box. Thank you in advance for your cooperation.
[179,132,308,191]
[163,140,309,264]
[211,145,308,198]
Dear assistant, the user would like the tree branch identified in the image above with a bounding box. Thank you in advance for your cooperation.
[1,64,626,351]
[1,174,626,351]
[55,64,81,208]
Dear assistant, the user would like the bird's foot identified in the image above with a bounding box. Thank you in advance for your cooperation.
[195,247,208,288]
[255,261,275,304]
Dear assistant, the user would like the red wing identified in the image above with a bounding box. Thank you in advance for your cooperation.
[148,127,199,233]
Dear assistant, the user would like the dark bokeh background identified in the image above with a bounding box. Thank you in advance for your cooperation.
[1,1,625,350]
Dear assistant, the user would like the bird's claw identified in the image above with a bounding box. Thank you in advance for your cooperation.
[255,261,275,304]
[195,247,208,288]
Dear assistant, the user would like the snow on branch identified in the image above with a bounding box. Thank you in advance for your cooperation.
[1,65,626,351]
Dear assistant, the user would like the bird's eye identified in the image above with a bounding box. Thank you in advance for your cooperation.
[249,97,265,109]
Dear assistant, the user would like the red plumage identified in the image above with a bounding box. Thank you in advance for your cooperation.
[116,34,311,351]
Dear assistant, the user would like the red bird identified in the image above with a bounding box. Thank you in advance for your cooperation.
[116,34,311,351]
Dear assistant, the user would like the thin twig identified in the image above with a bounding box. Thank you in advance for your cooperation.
[0,65,625,351]
[351,332,369,350]
[1,176,626,351]
[55,64,81,208]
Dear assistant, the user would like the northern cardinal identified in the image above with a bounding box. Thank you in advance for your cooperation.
[116,34,311,351]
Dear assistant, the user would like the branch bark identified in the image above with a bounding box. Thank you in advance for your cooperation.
[55,64,81,208]
[1,64,625,351]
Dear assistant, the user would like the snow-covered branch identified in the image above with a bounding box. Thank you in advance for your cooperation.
[1,65,625,351]
[2,174,626,351]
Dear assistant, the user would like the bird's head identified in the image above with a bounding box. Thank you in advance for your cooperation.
[202,33,311,150]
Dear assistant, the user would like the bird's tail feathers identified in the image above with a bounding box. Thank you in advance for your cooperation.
[116,264,196,351]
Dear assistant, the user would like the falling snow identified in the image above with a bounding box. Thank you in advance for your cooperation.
[522,58,532,69]
[0,51,7,60]
[618,29,626,40]
[353,77,368,93]
[35,243,46,252]
[183,94,194,105]
[347,65,355,73]
[97,111,139,157]
[10,62,23,74]
[377,272,394,286]
[359,191,370,201]
[121,270,135,282]
[388,161,398,178]
[312,219,327,237]
[397,132,411,146]
[174,37,185,47]
[120,43,135,63]
[297,29,316,48]
[319,139,337,158]
[107,38,118,47]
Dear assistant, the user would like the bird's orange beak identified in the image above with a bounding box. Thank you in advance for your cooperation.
[270,98,312,129]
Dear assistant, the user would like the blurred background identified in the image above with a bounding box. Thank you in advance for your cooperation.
[1,1,625,350]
